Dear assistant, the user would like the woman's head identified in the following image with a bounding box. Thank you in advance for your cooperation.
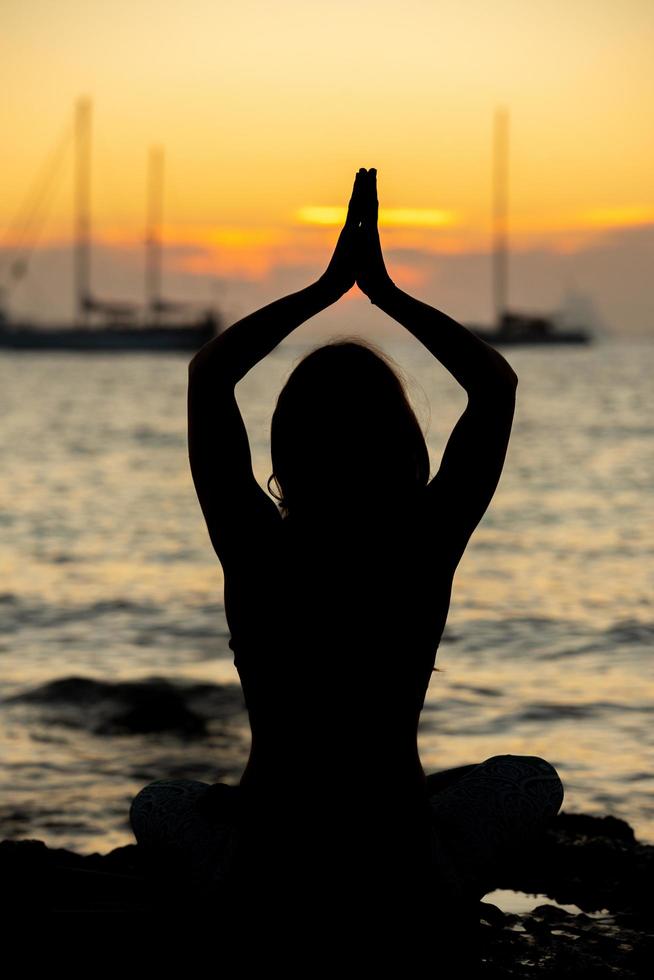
[267,338,430,519]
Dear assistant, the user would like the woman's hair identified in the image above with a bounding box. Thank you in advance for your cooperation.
[267,337,442,671]
[267,337,431,519]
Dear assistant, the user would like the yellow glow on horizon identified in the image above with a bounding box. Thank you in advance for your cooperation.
[4,204,650,262]
[296,206,459,228]
[581,206,654,229]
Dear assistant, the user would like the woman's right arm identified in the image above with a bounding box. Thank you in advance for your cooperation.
[378,283,518,565]
[370,280,517,392]
[357,167,517,393]
[376,282,517,564]
[357,168,517,564]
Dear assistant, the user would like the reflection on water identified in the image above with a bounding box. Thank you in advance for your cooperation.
[0,339,653,854]
[485,888,610,917]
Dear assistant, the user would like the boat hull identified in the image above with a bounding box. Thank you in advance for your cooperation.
[469,329,591,346]
[0,322,218,351]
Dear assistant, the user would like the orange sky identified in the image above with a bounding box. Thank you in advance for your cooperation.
[1,0,653,329]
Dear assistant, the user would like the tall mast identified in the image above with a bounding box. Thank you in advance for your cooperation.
[492,106,509,325]
[75,97,92,325]
[146,145,164,323]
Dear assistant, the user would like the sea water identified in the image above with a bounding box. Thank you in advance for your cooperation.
[0,336,652,857]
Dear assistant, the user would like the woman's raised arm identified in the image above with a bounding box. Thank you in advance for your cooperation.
[187,169,366,570]
[355,168,518,566]
[356,168,517,394]
[189,278,340,385]
[188,168,367,385]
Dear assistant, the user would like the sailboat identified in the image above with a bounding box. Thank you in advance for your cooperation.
[468,109,591,346]
[0,99,221,351]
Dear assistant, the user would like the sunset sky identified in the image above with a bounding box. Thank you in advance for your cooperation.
[1,0,652,332]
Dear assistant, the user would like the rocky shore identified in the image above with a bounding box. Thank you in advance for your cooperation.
[2,810,652,976]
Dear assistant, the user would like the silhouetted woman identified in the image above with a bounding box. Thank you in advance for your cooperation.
[130,169,564,951]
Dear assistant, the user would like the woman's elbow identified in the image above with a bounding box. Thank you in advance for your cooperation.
[482,362,518,397]
[492,354,518,391]
[188,352,203,377]
[494,349,518,389]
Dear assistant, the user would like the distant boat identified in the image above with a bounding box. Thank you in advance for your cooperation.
[467,109,591,347]
[0,311,219,351]
[470,311,591,347]
[0,99,222,352]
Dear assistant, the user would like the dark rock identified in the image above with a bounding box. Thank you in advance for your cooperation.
[493,810,654,919]
[1,810,653,976]
[94,686,206,735]
[4,674,245,737]
[554,810,637,844]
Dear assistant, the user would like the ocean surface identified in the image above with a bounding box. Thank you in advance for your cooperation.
[1,335,653,862]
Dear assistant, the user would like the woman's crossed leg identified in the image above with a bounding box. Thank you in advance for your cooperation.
[426,753,565,903]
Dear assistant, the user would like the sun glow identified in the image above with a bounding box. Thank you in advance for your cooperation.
[1,0,652,328]
[296,207,458,228]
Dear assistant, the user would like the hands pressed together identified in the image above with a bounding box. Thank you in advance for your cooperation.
[320,168,395,303]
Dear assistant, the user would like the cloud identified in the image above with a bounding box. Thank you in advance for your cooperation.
[1,224,652,335]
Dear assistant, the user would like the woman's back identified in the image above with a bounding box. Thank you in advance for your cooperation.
[223,491,458,899]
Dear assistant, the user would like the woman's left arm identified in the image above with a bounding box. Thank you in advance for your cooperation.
[189,278,339,385]
[188,168,365,384]
[186,280,343,569]
[187,169,365,569]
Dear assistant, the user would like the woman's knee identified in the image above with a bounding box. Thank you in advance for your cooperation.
[129,778,211,838]
[130,777,200,809]
[484,753,560,775]
[485,754,564,812]
[132,778,210,801]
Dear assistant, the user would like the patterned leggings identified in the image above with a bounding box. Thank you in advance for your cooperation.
[129,754,564,909]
